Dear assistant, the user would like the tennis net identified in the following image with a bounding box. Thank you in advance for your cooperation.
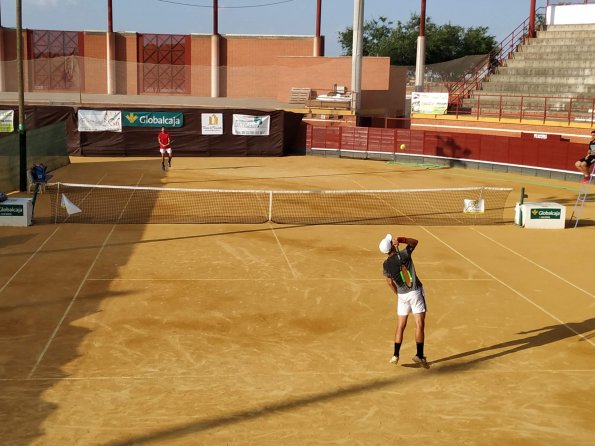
[47,183,513,225]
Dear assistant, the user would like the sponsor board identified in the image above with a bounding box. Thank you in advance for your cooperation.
[0,204,24,217]
[123,111,183,128]
[201,113,223,135]
[232,114,270,136]
[530,208,562,219]
[411,92,449,115]
[78,110,122,132]
[463,198,485,214]
[0,110,14,132]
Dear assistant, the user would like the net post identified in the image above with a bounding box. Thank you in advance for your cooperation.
[268,191,273,222]
[53,182,60,224]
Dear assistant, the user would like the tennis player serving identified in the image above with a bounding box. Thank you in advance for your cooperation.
[158,127,173,171]
[379,233,429,369]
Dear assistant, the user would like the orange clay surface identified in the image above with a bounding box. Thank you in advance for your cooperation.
[1,155,594,445]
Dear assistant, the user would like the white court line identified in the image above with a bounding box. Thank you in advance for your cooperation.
[6,368,595,382]
[472,228,595,301]
[0,226,61,296]
[85,277,492,281]
[268,222,298,279]
[421,228,595,347]
[27,224,118,379]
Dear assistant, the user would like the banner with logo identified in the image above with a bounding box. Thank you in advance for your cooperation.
[78,110,122,132]
[0,110,14,132]
[232,114,270,136]
[411,92,449,115]
[201,113,223,135]
[122,111,183,128]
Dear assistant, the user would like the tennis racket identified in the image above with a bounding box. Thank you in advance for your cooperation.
[394,241,413,288]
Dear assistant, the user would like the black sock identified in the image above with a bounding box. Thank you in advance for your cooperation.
[393,343,401,357]
[416,342,424,358]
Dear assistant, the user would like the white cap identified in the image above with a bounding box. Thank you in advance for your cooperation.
[378,233,393,254]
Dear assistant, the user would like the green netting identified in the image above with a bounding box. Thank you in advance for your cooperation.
[0,122,70,193]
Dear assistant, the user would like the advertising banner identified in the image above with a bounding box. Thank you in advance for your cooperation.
[78,110,122,132]
[411,92,449,115]
[201,113,223,135]
[0,110,14,132]
[122,111,183,128]
[232,114,270,136]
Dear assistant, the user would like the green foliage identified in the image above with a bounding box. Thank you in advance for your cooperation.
[338,13,497,65]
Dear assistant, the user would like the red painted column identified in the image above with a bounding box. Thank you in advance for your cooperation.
[529,0,536,38]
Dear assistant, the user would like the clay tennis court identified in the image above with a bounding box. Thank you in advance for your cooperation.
[1,155,594,445]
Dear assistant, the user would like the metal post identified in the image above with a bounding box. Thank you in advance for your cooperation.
[16,0,27,192]
[351,0,364,116]
[211,0,220,98]
[414,0,426,92]
[529,0,537,38]
[314,0,322,56]
[107,0,116,95]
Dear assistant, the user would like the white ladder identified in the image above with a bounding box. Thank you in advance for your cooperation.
[570,164,595,228]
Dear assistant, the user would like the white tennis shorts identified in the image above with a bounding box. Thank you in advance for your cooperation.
[397,287,426,316]
[159,148,172,154]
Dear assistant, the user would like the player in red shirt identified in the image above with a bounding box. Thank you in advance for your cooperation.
[158,127,172,171]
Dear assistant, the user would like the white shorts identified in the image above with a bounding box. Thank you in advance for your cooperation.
[160,148,172,155]
[397,287,426,316]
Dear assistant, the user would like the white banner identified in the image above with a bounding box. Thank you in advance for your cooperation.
[411,92,449,115]
[201,113,223,135]
[232,114,270,136]
[78,110,122,132]
[0,110,14,132]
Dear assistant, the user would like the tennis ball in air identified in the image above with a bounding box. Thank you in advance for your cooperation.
[400,144,406,150]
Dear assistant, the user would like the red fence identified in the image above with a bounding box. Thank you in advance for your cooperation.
[307,126,585,173]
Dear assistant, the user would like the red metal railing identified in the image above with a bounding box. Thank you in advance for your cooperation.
[447,7,546,110]
[447,92,595,125]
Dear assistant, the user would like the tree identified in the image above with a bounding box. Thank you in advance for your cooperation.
[338,13,497,66]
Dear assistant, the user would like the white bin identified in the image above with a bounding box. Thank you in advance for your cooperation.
[0,198,33,227]
[515,202,565,229]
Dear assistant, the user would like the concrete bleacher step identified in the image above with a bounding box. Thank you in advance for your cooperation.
[519,44,595,53]
[498,67,595,76]
[544,24,595,31]
[488,74,595,85]
[529,38,595,46]
[536,30,595,38]
[480,82,595,94]
[510,51,595,60]
[503,59,595,69]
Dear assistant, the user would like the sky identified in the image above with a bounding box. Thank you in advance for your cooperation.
[0,0,548,56]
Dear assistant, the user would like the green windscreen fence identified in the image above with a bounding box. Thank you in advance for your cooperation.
[0,122,70,193]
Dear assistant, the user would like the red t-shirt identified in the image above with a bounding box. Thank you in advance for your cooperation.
[158,132,170,148]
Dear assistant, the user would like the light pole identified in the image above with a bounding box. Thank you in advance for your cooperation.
[351,0,363,116]
[414,0,426,92]
[16,0,27,192]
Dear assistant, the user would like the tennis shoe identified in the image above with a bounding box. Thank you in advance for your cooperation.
[582,176,590,184]
[389,355,399,365]
[412,355,430,369]
[161,163,165,171]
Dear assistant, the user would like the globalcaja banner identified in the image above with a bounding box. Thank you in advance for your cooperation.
[232,114,270,136]
[78,110,122,132]
[0,110,14,132]
[122,111,183,128]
